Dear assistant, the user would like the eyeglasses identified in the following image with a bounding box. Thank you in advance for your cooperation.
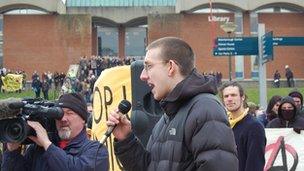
[143,61,167,72]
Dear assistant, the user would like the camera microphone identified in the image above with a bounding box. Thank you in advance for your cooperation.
[0,98,23,120]
[100,100,131,145]
[34,106,64,120]
[7,100,64,120]
[8,100,25,109]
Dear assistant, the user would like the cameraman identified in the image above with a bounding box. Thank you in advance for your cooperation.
[1,93,109,171]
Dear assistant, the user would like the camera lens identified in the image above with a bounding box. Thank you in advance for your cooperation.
[0,118,27,143]
[6,122,23,139]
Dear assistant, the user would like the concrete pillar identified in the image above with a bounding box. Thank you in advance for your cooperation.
[234,12,244,80]
[273,7,281,12]
[91,25,98,55]
[249,11,259,80]
[118,25,125,58]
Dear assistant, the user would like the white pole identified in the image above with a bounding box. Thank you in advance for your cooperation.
[258,24,267,109]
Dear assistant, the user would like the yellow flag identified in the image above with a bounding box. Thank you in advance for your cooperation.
[1,74,23,92]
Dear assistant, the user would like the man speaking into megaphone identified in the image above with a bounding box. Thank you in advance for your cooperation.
[107,37,239,171]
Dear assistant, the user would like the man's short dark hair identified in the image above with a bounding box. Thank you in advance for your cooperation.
[146,37,195,76]
[219,81,248,107]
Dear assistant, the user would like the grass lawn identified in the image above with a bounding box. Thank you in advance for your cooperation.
[0,90,60,101]
[0,87,303,106]
[245,87,304,105]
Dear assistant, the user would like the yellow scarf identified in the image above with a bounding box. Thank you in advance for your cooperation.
[227,108,249,128]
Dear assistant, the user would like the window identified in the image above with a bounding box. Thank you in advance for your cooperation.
[255,7,295,13]
[125,27,147,56]
[250,12,258,35]
[98,27,118,56]
[193,8,231,13]
[5,9,47,14]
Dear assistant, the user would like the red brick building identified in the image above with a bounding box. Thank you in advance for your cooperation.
[0,0,303,80]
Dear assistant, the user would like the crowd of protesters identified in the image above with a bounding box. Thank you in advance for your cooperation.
[1,55,138,101]
[203,71,222,86]
[245,90,304,128]
[61,55,138,103]
[31,71,66,100]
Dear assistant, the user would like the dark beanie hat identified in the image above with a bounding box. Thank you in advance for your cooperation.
[58,93,88,122]
[288,90,303,105]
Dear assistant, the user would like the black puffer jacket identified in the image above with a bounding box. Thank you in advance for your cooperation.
[267,96,304,128]
[115,69,238,171]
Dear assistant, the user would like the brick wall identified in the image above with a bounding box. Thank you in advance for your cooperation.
[3,14,92,79]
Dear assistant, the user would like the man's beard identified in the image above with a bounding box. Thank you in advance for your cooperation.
[58,127,72,140]
[229,104,242,113]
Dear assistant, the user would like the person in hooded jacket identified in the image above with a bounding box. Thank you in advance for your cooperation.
[107,37,238,171]
[266,96,304,128]
[288,90,304,118]
[257,95,282,127]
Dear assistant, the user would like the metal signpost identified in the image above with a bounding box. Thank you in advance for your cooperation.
[258,24,267,109]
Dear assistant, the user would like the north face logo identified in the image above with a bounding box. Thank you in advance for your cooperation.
[169,128,176,135]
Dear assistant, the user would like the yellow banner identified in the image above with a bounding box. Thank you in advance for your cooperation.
[66,64,79,78]
[1,74,23,92]
[91,66,132,171]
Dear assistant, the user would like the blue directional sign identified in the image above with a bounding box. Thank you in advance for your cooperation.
[213,37,258,56]
[262,31,273,61]
[273,37,304,46]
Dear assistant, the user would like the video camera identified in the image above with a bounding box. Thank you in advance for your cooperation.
[0,98,64,144]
